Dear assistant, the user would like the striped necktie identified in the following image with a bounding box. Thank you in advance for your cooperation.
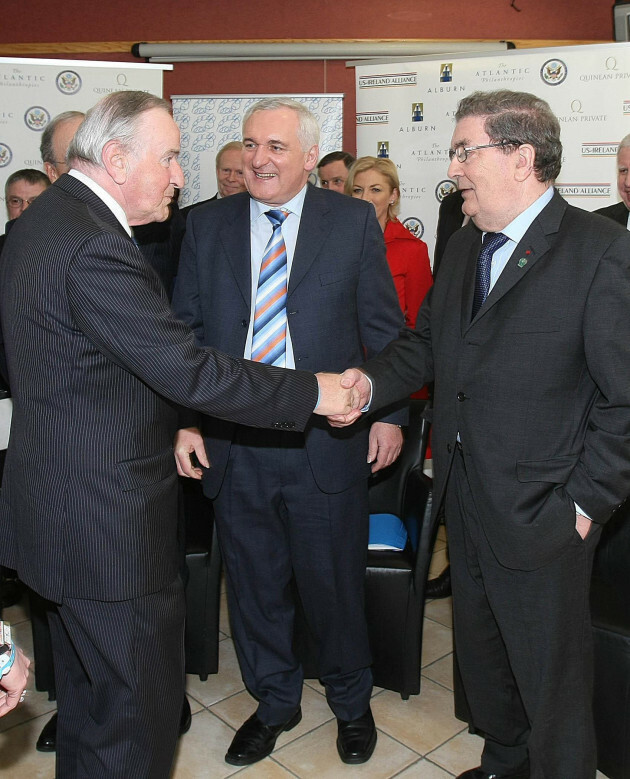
[252,209,289,366]
[471,231,509,320]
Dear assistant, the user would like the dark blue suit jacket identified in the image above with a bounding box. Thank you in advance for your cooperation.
[173,184,405,497]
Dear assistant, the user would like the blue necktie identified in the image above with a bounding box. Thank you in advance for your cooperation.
[471,232,509,320]
[252,210,289,366]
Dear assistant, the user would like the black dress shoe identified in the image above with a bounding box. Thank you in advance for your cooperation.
[225,707,302,766]
[36,712,58,752]
[457,767,529,779]
[179,696,192,736]
[336,707,377,765]
[36,697,190,753]
[425,565,452,599]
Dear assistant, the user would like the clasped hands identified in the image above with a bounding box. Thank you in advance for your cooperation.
[314,368,371,425]
[174,368,371,480]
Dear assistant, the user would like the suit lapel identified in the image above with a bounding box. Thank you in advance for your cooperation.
[460,225,482,333]
[289,185,333,296]
[466,190,566,328]
[218,194,252,306]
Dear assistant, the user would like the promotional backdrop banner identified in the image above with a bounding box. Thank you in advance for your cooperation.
[0,57,170,215]
[355,42,630,262]
[172,94,344,207]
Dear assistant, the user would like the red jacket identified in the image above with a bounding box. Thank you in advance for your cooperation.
[384,218,432,328]
[384,218,433,402]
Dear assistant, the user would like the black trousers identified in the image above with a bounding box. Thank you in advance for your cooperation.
[213,427,373,724]
[48,577,185,779]
[446,449,600,779]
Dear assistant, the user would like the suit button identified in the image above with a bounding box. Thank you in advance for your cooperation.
[457,391,467,401]
[241,319,248,327]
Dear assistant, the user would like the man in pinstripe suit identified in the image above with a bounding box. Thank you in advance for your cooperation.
[0,91,357,779]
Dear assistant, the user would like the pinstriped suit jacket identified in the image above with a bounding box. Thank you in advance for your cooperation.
[0,174,317,603]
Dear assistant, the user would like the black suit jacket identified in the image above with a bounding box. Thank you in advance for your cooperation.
[172,184,405,497]
[364,191,630,570]
[433,189,465,277]
[594,200,629,228]
[0,174,318,602]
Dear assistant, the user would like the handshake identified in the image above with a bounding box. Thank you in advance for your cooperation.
[314,369,371,427]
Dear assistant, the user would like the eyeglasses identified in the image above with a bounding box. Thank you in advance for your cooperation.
[7,195,41,209]
[448,140,516,163]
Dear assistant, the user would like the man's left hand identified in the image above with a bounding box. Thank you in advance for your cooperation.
[368,422,403,473]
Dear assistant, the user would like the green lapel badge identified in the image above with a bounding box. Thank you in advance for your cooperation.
[517,258,528,268]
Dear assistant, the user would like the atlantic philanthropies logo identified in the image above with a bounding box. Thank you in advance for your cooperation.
[440,64,453,83]
[377,141,390,158]
[411,103,424,122]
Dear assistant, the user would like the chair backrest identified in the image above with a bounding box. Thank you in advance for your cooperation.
[592,499,630,609]
[368,398,430,519]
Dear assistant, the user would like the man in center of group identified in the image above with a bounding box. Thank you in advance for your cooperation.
[172,97,405,767]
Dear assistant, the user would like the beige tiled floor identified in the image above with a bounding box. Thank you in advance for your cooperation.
[0,527,610,777]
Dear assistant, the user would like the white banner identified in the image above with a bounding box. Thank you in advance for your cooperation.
[355,42,630,261]
[172,94,344,207]
[0,57,170,216]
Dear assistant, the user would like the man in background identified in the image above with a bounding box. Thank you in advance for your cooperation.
[317,150,355,193]
[181,140,246,217]
[596,133,630,228]
[3,169,49,223]
[40,111,85,182]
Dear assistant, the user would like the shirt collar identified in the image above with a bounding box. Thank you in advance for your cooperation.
[250,184,308,222]
[69,169,132,237]
[494,186,554,245]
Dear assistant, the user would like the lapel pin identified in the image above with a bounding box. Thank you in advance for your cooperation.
[517,258,528,268]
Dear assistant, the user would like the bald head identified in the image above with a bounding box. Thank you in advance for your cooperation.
[41,111,85,182]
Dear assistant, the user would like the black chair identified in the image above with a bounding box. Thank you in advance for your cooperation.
[293,398,436,700]
[591,500,630,779]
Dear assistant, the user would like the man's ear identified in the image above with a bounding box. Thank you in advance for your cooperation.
[102,140,128,184]
[44,161,58,183]
[514,143,535,182]
[304,144,319,173]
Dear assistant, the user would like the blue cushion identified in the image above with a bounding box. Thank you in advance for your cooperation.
[368,513,408,551]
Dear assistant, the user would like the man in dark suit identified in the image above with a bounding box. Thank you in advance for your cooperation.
[0,90,358,779]
[172,97,405,767]
[595,133,630,228]
[336,90,630,779]
[433,188,465,277]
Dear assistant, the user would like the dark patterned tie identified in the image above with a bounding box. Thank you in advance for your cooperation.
[252,210,289,366]
[471,232,509,320]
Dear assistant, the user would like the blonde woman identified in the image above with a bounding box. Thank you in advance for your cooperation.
[346,156,432,329]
